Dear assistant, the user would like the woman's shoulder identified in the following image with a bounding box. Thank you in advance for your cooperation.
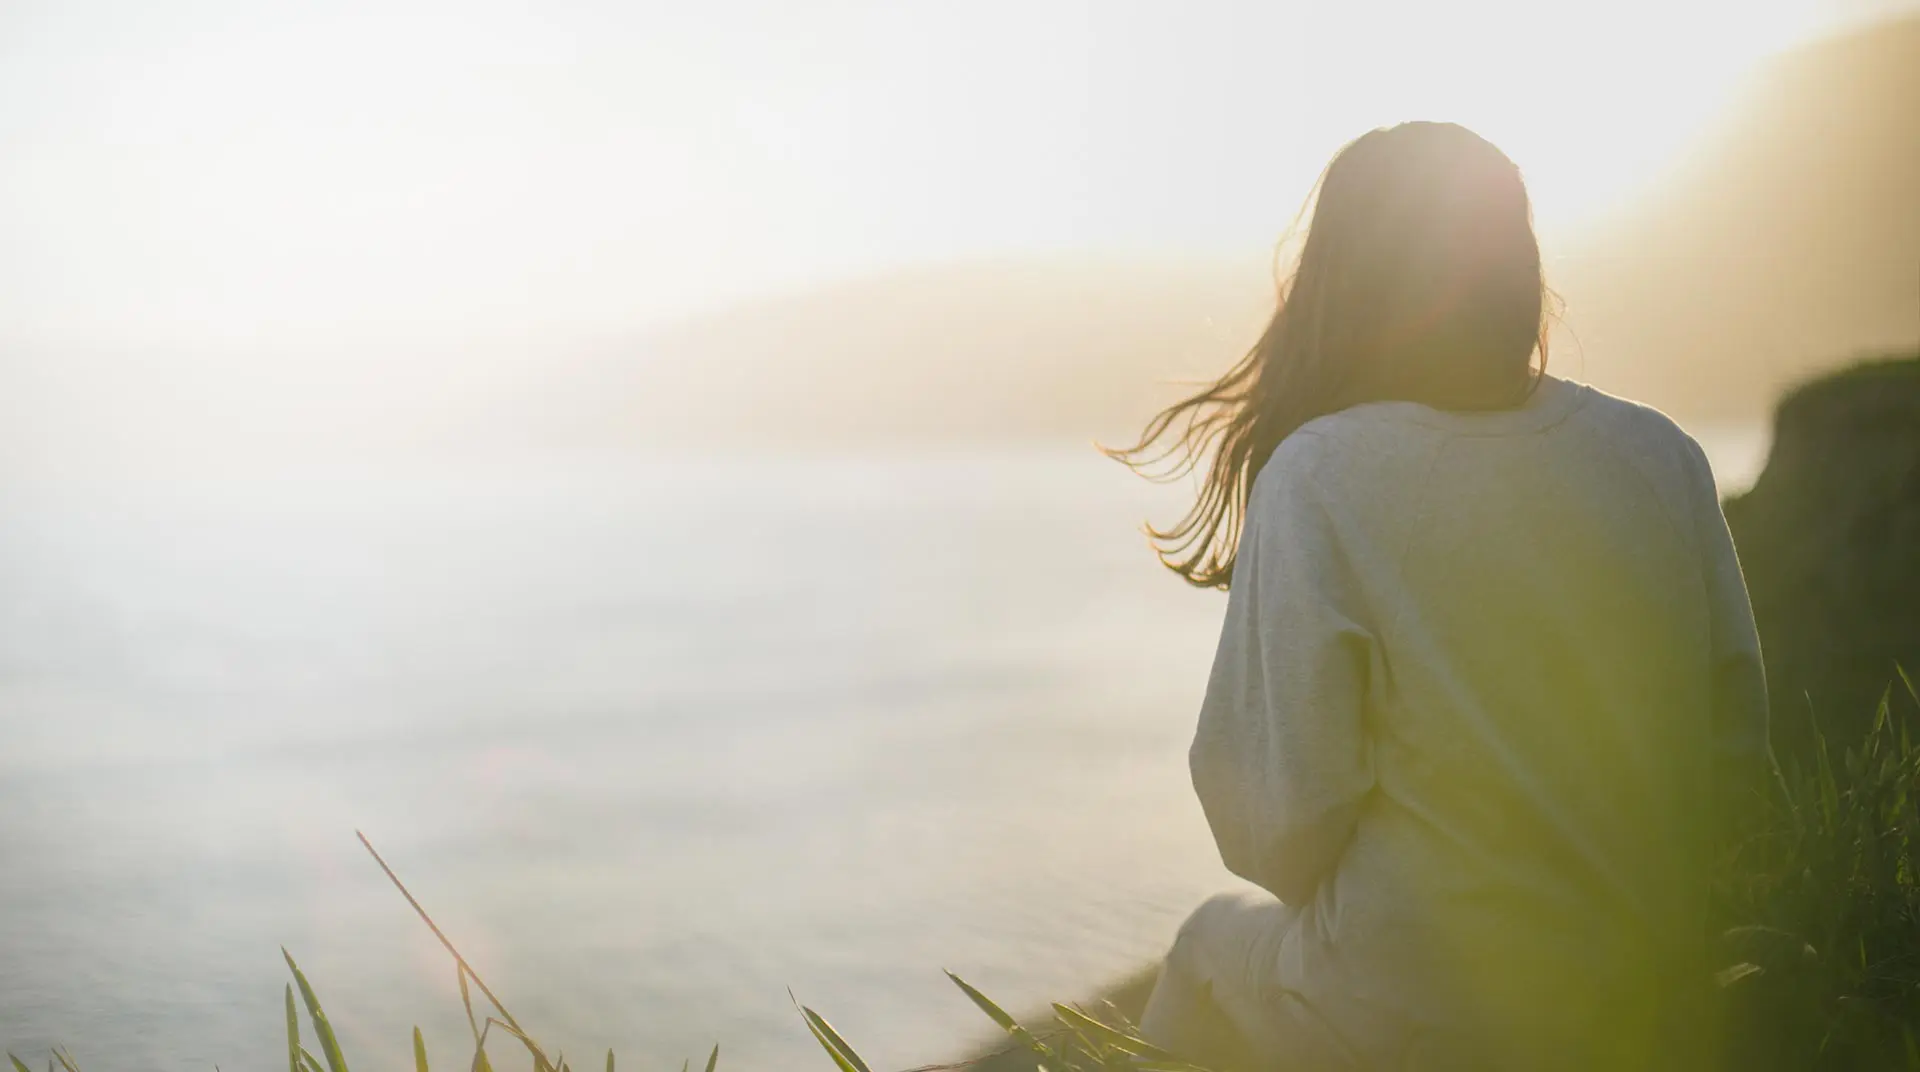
[1571,381,1698,442]
[1251,412,1435,514]
[1564,382,1718,486]
[1307,376,1704,456]
[1257,378,1715,509]
[1271,401,1449,479]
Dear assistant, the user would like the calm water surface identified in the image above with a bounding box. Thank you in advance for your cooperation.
[0,431,1766,1070]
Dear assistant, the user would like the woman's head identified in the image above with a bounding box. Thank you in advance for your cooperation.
[1111,121,1551,588]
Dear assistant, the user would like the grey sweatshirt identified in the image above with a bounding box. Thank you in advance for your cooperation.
[1190,374,1773,1065]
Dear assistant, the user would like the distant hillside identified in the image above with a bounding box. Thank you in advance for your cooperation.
[545,16,1919,447]
[1550,14,1920,417]
[539,254,1273,448]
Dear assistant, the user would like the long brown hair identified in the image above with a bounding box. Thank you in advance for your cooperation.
[1108,122,1552,589]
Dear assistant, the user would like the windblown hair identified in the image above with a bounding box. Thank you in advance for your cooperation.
[1108,122,1553,589]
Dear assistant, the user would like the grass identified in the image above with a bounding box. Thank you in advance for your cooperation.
[9,674,1920,1072]
[1712,670,1920,1070]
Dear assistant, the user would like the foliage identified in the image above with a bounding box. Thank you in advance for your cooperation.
[1714,670,1920,1070]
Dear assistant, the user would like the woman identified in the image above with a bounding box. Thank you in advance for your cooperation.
[1111,123,1778,1070]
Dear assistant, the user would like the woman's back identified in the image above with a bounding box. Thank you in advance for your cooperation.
[1305,376,1731,923]
[1121,122,1774,1071]
[1185,376,1769,1066]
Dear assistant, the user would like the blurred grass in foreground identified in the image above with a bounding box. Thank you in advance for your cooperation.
[9,674,1920,1072]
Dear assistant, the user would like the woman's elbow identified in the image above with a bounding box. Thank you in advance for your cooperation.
[1242,857,1321,907]
[1222,818,1354,907]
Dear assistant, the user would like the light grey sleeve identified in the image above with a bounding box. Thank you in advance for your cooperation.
[1684,439,1779,818]
[1189,438,1375,905]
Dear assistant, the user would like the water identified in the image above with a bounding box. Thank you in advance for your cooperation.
[0,431,1767,1071]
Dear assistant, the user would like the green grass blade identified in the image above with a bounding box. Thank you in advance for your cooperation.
[797,1017,859,1072]
[285,985,302,1072]
[9,1054,32,1072]
[1815,729,1840,823]
[944,972,1060,1064]
[702,1045,718,1072]
[453,967,497,1072]
[603,1052,612,1072]
[457,968,484,1048]
[798,1010,867,1072]
[413,1028,429,1072]
[356,832,523,1033]
[298,1049,325,1072]
[484,1017,556,1072]
[788,992,865,1072]
[1049,1003,1188,1064]
[283,949,350,1072]
[467,1022,494,1072]
[944,971,1018,1032]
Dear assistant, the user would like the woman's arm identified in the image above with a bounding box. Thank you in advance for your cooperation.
[1189,435,1375,906]
[1685,439,1780,829]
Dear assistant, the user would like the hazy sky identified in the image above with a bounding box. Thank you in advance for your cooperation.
[1,0,1913,363]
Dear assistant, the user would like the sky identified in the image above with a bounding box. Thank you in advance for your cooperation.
[5,0,1914,358]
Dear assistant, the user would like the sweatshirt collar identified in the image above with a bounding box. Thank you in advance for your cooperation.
[1353,374,1592,436]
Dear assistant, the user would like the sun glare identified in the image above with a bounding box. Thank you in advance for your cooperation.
[1,0,1852,358]
[1297,0,1822,241]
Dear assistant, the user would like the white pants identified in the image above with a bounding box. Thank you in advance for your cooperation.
[1138,891,1355,1072]
[1139,890,1713,1072]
